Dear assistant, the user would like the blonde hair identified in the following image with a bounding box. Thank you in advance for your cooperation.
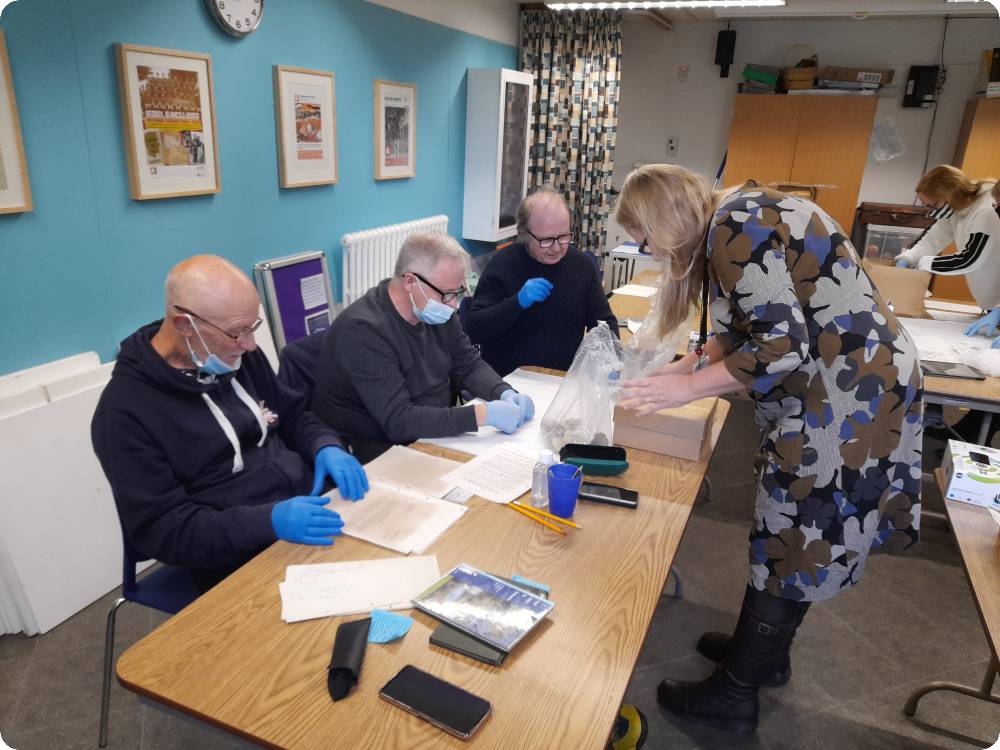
[615,165,717,339]
[917,165,995,212]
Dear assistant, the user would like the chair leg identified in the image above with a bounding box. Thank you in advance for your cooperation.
[99,597,127,748]
[664,566,684,599]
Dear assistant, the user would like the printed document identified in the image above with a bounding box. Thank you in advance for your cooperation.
[363,444,463,498]
[612,284,658,298]
[440,443,538,504]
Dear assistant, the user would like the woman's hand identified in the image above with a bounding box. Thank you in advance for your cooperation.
[619,372,698,416]
[650,351,698,376]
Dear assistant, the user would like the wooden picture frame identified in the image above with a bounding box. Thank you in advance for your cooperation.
[0,30,32,214]
[273,66,338,189]
[374,79,416,180]
[115,43,221,200]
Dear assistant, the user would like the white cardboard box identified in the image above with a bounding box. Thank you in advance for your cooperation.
[941,440,1000,508]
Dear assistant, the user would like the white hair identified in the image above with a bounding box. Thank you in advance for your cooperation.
[393,233,470,277]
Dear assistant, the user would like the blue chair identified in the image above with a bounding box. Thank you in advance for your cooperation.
[98,544,201,747]
[277,329,329,403]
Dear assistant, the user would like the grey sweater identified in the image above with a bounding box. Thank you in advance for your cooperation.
[311,280,510,456]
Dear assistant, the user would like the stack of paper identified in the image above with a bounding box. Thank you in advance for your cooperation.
[279,556,440,623]
[364,444,467,501]
[900,317,991,365]
[612,284,658,298]
[324,479,468,554]
[441,443,539,504]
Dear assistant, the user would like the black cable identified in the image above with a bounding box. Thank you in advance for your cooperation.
[917,16,950,186]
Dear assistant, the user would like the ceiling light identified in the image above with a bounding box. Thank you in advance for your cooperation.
[544,1,785,10]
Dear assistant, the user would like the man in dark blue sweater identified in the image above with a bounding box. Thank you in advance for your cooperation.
[92,255,368,590]
[465,187,619,376]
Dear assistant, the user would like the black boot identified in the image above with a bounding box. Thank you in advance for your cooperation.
[694,601,810,687]
[656,587,802,734]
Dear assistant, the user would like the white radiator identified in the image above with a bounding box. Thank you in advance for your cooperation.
[341,215,449,306]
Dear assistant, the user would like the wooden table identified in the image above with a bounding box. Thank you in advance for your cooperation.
[117,400,730,749]
[904,469,1000,716]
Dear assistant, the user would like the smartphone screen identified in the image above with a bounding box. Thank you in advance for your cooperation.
[380,665,491,739]
[580,482,639,502]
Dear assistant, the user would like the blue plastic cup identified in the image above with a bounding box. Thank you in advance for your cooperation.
[548,463,583,519]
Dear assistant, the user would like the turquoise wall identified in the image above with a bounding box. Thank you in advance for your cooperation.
[0,0,514,374]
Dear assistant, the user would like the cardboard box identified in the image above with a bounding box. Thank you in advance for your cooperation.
[613,398,718,461]
[862,260,931,318]
[820,66,895,86]
[942,440,1000,508]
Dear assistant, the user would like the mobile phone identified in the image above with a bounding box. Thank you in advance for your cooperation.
[379,665,491,740]
[560,443,628,462]
[578,481,639,509]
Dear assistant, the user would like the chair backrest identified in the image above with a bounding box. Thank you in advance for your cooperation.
[277,329,329,403]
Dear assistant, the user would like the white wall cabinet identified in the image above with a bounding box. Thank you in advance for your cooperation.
[463,68,533,243]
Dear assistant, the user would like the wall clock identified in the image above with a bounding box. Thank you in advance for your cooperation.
[203,0,263,38]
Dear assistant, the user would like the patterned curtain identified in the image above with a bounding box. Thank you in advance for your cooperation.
[520,10,622,254]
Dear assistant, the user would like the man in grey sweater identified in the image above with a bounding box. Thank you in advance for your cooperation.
[311,233,535,462]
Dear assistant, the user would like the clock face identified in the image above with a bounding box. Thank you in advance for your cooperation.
[204,0,263,38]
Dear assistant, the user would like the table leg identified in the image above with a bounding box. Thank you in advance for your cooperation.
[903,657,1000,717]
[977,411,994,447]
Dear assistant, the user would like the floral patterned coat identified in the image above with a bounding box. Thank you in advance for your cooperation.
[709,184,923,602]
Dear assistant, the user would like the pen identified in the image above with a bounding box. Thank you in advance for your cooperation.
[508,502,567,535]
[512,501,582,529]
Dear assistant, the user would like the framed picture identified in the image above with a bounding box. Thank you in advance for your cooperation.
[115,43,220,200]
[0,30,32,214]
[374,79,416,180]
[273,66,337,189]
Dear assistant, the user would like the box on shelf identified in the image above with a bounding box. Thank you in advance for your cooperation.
[942,440,1000,509]
[613,397,718,461]
[820,66,894,86]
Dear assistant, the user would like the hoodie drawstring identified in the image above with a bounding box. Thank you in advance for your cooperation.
[200,380,269,474]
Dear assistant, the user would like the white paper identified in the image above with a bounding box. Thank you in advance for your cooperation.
[924,300,982,315]
[324,480,467,554]
[440,443,538,504]
[612,284,658,298]
[900,317,991,365]
[626,319,643,335]
[279,555,440,623]
[419,369,563,458]
[300,274,327,310]
[363,445,462,498]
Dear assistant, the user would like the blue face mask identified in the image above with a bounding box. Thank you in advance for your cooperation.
[409,284,456,325]
[184,316,242,377]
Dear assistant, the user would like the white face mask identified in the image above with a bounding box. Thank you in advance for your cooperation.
[184,315,242,377]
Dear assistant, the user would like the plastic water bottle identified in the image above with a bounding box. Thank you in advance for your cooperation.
[531,450,556,508]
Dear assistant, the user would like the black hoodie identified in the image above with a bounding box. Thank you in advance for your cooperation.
[91,322,342,571]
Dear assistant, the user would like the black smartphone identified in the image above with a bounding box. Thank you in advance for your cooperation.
[560,444,628,462]
[578,481,639,509]
[379,665,491,740]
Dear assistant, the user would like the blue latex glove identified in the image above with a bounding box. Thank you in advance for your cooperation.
[895,258,912,268]
[517,278,554,309]
[271,496,344,545]
[312,446,369,500]
[965,309,1000,338]
[500,389,535,423]
[485,400,522,434]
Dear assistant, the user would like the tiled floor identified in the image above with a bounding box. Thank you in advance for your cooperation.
[2,397,1000,748]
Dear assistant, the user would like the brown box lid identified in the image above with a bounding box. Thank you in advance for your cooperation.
[613,397,718,440]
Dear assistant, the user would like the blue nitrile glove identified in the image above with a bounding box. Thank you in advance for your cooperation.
[965,309,1000,338]
[895,258,912,268]
[485,399,522,434]
[993,337,1000,349]
[271,496,344,545]
[312,446,369,500]
[500,389,535,423]
[517,278,554,309]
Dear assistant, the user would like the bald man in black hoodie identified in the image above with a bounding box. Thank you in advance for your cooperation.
[92,255,368,590]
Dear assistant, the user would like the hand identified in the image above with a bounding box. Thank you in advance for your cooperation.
[650,352,699,376]
[500,389,535,424]
[965,309,1000,338]
[517,278,554,309]
[271,496,344,545]
[618,373,697,416]
[312,446,369,500]
[484,400,522,433]
[895,258,912,268]
[993,337,1000,349]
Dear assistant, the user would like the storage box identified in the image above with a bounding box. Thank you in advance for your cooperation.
[861,260,931,318]
[781,66,816,90]
[942,440,1000,509]
[820,66,895,86]
[613,398,718,461]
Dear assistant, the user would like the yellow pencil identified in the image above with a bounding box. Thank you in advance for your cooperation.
[512,501,582,529]
[508,502,567,535]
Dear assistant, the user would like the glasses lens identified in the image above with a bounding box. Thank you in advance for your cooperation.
[557,234,572,246]
[538,237,555,249]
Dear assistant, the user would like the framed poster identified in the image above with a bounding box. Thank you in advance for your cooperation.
[0,30,32,214]
[374,79,416,180]
[115,44,220,200]
[273,66,337,188]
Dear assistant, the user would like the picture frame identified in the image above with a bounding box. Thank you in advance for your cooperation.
[373,79,416,180]
[0,30,32,214]
[115,43,220,200]
[273,66,338,189]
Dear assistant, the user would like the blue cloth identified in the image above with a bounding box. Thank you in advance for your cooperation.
[368,609,413,643]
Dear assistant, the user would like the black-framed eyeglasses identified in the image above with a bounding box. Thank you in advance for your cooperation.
[174,305,263,343]
[638,239,651,255]
[407,272,468,304]
[523,228,573,250]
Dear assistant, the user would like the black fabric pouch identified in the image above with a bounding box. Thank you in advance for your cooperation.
[327,617,371,701]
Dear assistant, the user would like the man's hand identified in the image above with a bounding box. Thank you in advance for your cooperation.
[517,278,554,309]
[271,496,344,545]
[500,389,535,424]
[312,446,369,500]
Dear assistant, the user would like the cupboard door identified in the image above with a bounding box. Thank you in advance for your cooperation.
[958,99,1000,181]
[788,96,877,234]
[725,94,802,188]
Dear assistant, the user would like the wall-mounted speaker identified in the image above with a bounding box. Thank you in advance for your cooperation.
[715,29,737,78]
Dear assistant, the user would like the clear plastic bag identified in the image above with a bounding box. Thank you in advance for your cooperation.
[619,285,689,382]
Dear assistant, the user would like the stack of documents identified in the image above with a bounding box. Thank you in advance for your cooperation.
[612,283,658,298]
[441,443,538,504]
[900,317,991,365]
[279,556,441,623]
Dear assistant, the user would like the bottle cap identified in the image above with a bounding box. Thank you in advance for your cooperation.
[541,449,555,464]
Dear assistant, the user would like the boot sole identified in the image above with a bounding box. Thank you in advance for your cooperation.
[658,702,757,736]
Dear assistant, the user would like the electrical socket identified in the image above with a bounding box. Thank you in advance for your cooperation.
[666,135,679,156]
